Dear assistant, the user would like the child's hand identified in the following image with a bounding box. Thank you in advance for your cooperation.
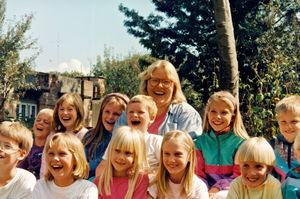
[208,187,220,199]
[95,160,106,176]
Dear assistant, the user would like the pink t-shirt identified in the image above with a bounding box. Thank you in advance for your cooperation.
[93,174,149,199]
[148,108,168,135]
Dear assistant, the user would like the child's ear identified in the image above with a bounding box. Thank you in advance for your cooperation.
[17,150,27,161]
[149,115,156,124]
[267,166,274,173]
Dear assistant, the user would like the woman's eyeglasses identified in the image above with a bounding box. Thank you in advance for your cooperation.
[149,78,172,88]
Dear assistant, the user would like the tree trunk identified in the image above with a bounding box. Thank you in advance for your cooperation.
[212,0,239,98]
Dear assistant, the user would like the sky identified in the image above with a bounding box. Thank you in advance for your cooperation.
[6,0,155,74]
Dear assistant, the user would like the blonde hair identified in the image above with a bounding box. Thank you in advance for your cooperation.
[44,133,89,180]
[128,95,157,119]
[235,137,276,166]
[82,93,129,160]
[36,108,53,122]
[0,121,33,155]
[294,133,300,150]
[275,95,300,117]
[98,126,148,199]
[139,60,186,104]
[203,91,249,139]
[156,130,195,197]
[52,93,85,133]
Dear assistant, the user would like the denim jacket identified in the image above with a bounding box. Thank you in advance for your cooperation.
[113,102,202,139]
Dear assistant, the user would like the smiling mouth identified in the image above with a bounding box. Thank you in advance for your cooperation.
[154,91,165,95]
[105,121,115,125]
[36,127,44,131]
[52,165,63,171]
[131,121,141,125]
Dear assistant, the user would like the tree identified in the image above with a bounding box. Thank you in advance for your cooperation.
[0,0,37,117]
[91,51,156,98]
[119,0,299,137]
[212,0,239,97]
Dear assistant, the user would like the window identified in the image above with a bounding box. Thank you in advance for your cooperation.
[16,103,37,119]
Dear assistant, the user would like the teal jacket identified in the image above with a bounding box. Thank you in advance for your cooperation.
[282,165,300,199]
[194,129,244,190]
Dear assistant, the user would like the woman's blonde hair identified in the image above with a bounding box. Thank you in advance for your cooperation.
[139,60,186,104]
[82,93,129,160]
[203,91,249,139]
[98,126,148,199]
[44,133,89,180]
[235,137,276,166]
[52,93,85,133]
[155,130,195,197]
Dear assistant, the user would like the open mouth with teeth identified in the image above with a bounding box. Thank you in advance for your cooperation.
[52,165,63,171]
[153,91,165,96]
[62,118,71,121]
[36,127,44,131]
[131,121,141,125]
[105,121,115,125]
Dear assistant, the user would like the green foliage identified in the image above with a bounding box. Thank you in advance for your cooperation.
[0,0,37,116]
[91,50,157,98]
[51,71,85,78]
[1,110,34,131]
[119,0,299,138]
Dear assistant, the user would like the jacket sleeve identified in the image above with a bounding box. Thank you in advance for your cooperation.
[171,103,202,139]
[195,147,208,186]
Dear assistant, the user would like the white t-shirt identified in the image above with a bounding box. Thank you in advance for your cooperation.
[144,133,162,170]
[103,132,162,170]
[148,174,209,199]
[0,168,36,199]
[32,178,98,199]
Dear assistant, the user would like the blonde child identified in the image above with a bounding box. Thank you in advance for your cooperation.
[282,132,300,199]
[194,91,249,199]
[148,130,209,199]
[227,137,282,199]
[32,133,98,198]
[270,95,300,182]
[95,95,162,176]
[93,126,149,199]
[40,93,88,177]
[18,108,53,179]
[82,93,129,178]
[0,121,36,199]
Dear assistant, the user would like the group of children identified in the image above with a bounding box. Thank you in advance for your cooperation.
[0,91,299,199]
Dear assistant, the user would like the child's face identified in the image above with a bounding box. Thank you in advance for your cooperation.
[58,101,78,131]
[0,134,25,169]
[162,138,189,183]
[127,102,154,133]
[278,111,300,143]
[208,100,234,132]
[34,113,52,139]
[239,161,272,188]
[102,102,123,133]
[46,143,75,186]
[111,147,134,177]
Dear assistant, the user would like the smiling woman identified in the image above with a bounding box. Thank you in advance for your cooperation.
[113,60,202,139]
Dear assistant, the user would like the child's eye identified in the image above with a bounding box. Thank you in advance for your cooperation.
[255,164,263,169]
[59,152,66,156]
[113,112,121,116]
[114,149,120,153]
[242,164,249,168]
[125,151,133,155]
[48,152,54,156]
[163,152,170,156]
[4,144,12,149]
[292,120,299,124]
[175,152,182,156]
